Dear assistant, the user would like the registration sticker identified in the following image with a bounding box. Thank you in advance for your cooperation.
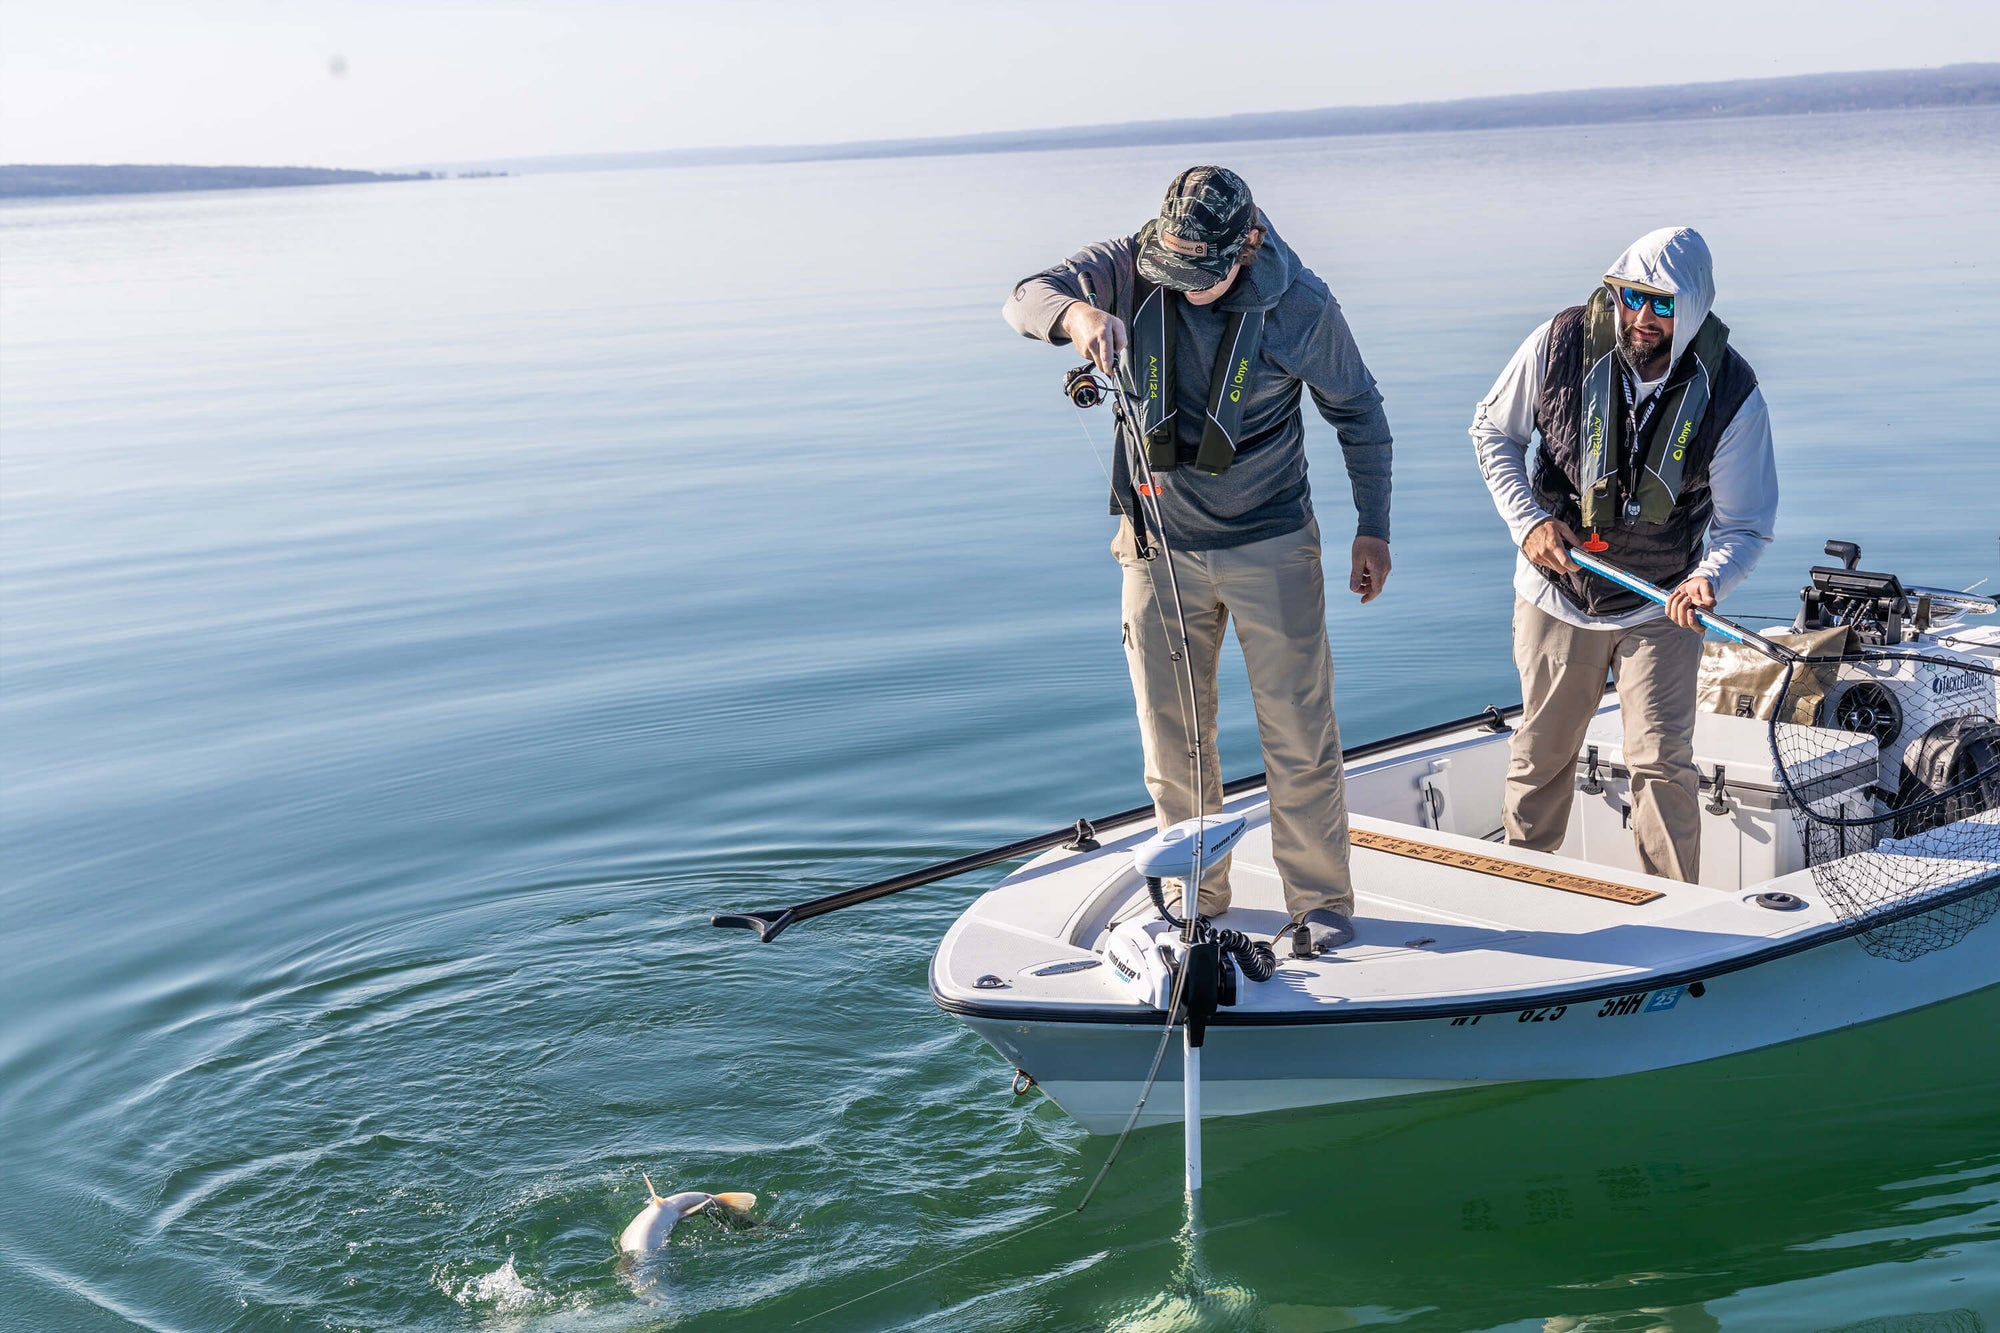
[1644,987,1685,1013]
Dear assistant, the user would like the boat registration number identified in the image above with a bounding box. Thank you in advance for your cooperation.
[1349,829,1665,905]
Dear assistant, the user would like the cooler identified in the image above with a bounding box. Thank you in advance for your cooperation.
[1562,709,1879,890]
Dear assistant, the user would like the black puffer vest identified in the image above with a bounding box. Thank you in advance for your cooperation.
[1532,303,1758,616]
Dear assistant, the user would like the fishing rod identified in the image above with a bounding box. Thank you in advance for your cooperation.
[1569,546,1800,663]
[775,300,1230,1328]
[1080,330,1216,1192]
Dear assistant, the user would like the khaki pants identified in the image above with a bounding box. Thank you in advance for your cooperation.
[1115,516,1353,918]
[1506,595,1705,882]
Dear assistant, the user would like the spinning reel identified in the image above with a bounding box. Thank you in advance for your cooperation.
[1063,363,1108,409]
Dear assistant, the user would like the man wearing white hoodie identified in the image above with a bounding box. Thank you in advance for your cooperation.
[1470,227,1777,882]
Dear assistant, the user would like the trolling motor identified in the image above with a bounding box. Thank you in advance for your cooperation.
[1102,816,1279,1043]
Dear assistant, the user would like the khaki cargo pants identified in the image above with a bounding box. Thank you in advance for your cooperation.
[1115,516,1354,919]
[1505,594,1705,882]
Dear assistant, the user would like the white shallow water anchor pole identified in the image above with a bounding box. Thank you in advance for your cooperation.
[1182,823,1206,1197]
[1183,1031,1202,1194]
[1133,814,1248,1199]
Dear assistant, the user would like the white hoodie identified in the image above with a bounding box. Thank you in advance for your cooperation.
[1470,226,1778,630]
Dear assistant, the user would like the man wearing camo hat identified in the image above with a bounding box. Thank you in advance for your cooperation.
[1003,166,1394,952]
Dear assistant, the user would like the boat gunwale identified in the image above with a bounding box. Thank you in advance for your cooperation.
[932,862,2000,1027]
[931,694,2000,1027]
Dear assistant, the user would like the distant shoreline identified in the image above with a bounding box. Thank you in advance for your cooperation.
[0,164,503,201]
[11,64,1993,200]
[430,63,2000,176]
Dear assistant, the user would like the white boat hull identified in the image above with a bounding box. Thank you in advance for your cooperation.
[959,920,2000,1132]
[931,702,2000,1133]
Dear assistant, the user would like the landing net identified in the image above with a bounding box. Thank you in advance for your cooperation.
[1769,645,2000,961]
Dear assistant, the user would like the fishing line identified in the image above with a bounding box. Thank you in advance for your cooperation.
[1075,357,1215,922]
[798,354,1218,1328]
[793,959,1194,1328]
[1051,363,1223,1179]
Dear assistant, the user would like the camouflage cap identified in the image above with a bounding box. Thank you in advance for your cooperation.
[1136,166,1257,292]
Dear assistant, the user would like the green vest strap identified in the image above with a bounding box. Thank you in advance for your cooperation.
[1128,278,1263,476]
[1578,287,1622,532]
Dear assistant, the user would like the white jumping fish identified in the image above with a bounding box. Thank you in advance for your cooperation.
[618,1174,756,1254]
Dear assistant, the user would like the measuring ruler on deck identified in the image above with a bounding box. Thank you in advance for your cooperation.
[1349,828,1664,905]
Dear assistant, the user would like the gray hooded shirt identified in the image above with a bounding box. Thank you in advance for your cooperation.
[1004,223,1392,551]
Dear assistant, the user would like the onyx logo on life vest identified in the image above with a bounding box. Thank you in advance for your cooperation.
[1227,356,1250,404]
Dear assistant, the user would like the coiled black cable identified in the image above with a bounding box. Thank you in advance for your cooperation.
[1143,877,1278,982]
[1213,929,1278,982]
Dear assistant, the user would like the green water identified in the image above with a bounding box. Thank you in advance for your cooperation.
[3,108,1998,1331]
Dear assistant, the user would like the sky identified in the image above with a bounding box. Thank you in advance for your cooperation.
[3,0,1998,169]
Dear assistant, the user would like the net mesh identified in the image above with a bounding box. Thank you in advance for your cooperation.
[1770,645,2000,961]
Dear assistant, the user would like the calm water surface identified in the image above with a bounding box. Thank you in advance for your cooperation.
[4,109,1999,1332]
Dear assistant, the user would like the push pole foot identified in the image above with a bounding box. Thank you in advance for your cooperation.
[710,908,797,942]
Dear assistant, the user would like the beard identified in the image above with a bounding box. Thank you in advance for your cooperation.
[1620,324,1671,378]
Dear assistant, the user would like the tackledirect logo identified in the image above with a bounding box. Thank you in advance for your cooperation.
[1227,357,1250,404]
[1926,668,1983,696]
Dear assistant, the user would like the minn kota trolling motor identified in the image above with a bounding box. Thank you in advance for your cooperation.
[1103,815,1283,1016]
[1100,814,1280,1189]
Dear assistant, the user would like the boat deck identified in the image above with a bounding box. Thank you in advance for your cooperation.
[932,801,1838,1023]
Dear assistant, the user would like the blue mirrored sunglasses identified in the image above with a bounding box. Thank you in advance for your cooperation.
[1618,286,1675,318]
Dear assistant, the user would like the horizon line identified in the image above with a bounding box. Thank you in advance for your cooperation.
[415,61,2000,176]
